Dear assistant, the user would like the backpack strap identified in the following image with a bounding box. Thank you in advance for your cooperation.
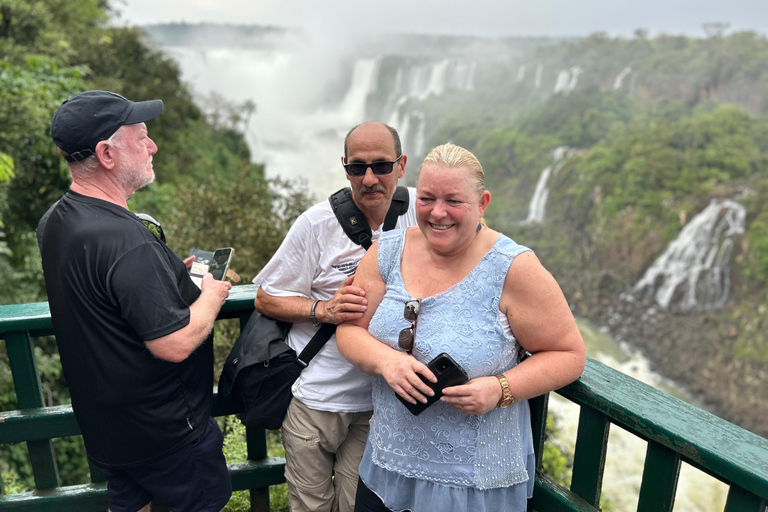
[329,188,373,249]
[309,186,409,364]
[329,186,410,249]
[383,186,409,231]
[296,323,337,367]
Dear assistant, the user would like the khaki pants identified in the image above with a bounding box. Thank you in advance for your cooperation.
[281,397,372,512]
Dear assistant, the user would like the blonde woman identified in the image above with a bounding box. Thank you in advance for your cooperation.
[337,143,585,512]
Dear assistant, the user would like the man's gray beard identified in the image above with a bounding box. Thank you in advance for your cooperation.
[122,157,155,193]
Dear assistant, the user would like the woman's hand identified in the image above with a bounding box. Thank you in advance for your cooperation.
[441,376,502,416]
[380,351,437,405]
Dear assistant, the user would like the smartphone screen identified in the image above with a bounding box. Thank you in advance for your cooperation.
[208,247,234,281]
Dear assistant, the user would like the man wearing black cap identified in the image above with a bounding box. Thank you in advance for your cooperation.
[37,91,233,512]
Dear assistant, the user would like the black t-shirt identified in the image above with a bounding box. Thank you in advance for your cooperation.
[38,191,213,468]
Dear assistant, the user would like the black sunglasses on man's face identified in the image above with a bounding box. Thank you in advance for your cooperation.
[342,155,402,177]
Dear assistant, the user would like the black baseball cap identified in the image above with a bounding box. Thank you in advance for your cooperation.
[51,90,163,162]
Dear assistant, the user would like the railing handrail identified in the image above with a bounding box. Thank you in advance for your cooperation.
[2,284,767,511]
[561,358,768,500]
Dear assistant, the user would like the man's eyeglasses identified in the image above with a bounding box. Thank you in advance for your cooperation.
[135,213,166,243]
[398,299,421,355]
[342,155,402,177]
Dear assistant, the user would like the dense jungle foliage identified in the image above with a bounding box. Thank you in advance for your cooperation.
[0,0,313,504]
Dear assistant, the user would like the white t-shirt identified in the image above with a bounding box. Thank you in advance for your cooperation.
[253,188,418,412]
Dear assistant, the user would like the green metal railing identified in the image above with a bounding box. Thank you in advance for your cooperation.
[1,284,767,511]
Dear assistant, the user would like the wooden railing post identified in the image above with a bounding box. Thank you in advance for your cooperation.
[570,407,609,506]
[5,331,60,490]
[633,437,681,512]
[725,484,767,512]
[529,393,549,471]
[246,426,270,511]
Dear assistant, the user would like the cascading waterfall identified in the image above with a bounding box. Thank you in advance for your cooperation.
[567,66,583,90]
[411,111,427,156]
[523,147,573,224]
[632,198,746,311]
[554,66,582,94]
[381,58,476,157]
[534,64,543,88]
[613,67,632,90]
[160,42,386,197]
[338,58,380,124]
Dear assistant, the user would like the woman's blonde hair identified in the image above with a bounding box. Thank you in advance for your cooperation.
[418,143,488,227]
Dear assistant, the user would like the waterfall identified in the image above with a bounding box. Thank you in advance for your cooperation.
[517,64,526,82]
[554,66,582,94]
[412,111,427,156]
[159,45,383,197]
[338,58,380,124]
[567,66,582,90]
[379,58,476,156]
[553,69,571,93]
[632,199,746,311]
[534,64,543,89]
[523,147,573,224]
[421,59,449,99]
[613,67,632,90]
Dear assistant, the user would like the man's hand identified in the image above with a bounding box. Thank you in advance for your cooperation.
[183,255,195,269]
[200,273,231,306]
[317,275,367,324]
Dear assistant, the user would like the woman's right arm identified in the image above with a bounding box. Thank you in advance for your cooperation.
[336,242,436,404]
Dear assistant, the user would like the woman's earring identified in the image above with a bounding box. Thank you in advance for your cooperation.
[476,223,482,232]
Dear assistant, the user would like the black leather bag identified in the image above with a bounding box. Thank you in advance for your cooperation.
[218,310,335,430]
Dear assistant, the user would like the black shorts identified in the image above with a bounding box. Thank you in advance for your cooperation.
[101,417,232,512]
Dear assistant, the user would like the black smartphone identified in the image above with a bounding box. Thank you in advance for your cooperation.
[397,352,469,416]
[208,247,234,281]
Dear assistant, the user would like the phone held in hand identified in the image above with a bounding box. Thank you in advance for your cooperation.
[188,247,234,287]
[397,352,469,416]
[208,247,234,281]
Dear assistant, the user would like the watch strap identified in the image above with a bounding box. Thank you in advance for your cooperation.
[495,374,514,408]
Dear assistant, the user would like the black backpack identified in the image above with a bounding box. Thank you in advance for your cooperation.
[217,187,409,429]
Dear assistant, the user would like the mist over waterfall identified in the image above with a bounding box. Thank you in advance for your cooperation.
[632,199,746,311]
[148,27,502,198]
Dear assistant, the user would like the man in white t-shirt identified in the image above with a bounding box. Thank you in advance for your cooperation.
[253,121,417,512]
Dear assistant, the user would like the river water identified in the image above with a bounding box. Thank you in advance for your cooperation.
[555,319,728,511]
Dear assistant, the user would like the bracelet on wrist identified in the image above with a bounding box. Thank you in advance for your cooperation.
[495,374,515,408]
[310,299,321,327]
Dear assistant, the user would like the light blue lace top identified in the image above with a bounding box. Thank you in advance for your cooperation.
[358,229,536,512]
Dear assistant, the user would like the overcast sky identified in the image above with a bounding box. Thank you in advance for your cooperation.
[113,0,768,38]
